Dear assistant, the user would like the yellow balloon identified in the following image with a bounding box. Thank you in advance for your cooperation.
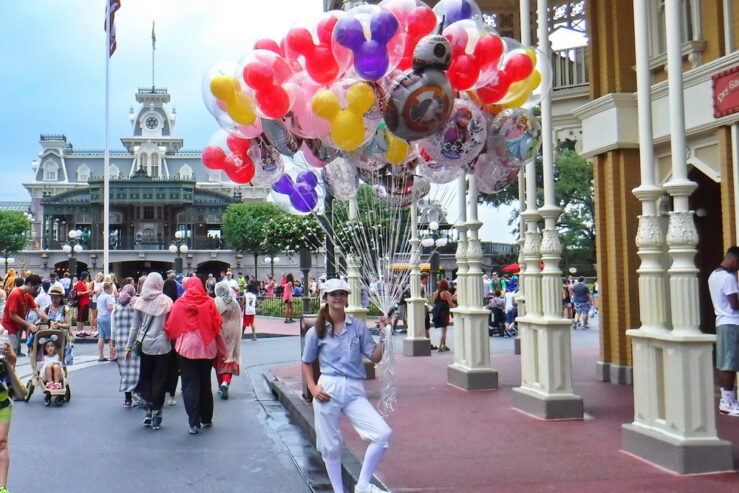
[209,76,256,125]
[311,89,340,121]
[346,83,375,114]
[332,112,366,150]
[386,132,409,164]
[501,70,541,106]
[312,83,375,151]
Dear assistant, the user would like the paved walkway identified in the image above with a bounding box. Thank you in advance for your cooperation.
[271,318,739,492]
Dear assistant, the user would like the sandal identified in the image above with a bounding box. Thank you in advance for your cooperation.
[123,401,132,408]
[97,357,108,362]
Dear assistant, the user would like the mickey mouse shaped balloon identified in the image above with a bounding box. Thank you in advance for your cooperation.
[202,135,256,184]
[383,28,454,141]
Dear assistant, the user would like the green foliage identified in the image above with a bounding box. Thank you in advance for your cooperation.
[222,202,282,254]
[478,141,595,271]
[0,210,31,258]
[262,214,324,253]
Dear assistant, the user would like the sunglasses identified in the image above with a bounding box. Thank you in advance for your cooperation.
[328,291,348,298]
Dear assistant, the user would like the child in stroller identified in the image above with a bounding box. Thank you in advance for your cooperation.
[40,336,62,389]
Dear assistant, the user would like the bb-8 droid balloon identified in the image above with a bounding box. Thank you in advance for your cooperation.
[384,33,454,141]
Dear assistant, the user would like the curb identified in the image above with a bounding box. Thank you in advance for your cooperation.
[263,372,391,493]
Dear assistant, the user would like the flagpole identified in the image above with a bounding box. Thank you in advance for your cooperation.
[103,0,111,275]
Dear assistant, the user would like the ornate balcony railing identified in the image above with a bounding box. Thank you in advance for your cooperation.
[551,45,589,91]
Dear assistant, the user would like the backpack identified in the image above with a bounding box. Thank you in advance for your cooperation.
[67,287,78,307]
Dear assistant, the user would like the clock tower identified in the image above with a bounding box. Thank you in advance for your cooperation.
[122,86,183,178]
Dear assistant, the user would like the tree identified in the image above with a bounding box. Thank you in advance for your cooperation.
[261,213,325,253]
[479,141,596,274]
[222,202,282,277]
[0,211,31,273]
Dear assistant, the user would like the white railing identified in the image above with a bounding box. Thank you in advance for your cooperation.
[551,46,589,90]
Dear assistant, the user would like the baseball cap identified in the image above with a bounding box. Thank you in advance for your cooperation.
[321,278,351,298]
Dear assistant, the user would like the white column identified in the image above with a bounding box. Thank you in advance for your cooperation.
[404,203,431,356]
[622,0,733,474]
[448,176,498,389]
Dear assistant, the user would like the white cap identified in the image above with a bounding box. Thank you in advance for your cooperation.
[321,278,352,298]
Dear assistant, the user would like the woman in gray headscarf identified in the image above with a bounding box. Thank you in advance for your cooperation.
[214,280,242,400]
[112,284,139,407]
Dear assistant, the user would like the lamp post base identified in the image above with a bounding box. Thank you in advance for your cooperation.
[447,365,498,390]
[511,387,583,420]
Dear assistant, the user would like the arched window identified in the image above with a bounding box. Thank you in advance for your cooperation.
[42,161,59,181]
[76,164,90,182]
[109,164,121,178]
[178,164,193,179]
[139,153,148,170]
[150,153,160,178]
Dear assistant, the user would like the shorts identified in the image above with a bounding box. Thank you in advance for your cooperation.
[243,314,255,326]
[77,304,89,324]
[505,310,516,325]
[716,324,739,372]
[0,402,11,423]
[97,318,111,340]
[89,302,97,310]
[574,301,591,314]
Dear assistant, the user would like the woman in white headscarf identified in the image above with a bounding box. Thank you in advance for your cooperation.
[125,273,174,431]
[214,280,242,400]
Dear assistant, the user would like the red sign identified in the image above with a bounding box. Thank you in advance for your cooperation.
[713,65,739,118]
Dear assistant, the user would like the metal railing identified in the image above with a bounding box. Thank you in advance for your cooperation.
[551,46,589,91]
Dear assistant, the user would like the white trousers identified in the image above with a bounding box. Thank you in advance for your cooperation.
[313,374,393,463]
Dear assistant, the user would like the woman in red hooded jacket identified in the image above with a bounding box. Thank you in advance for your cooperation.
[166,275,226,435]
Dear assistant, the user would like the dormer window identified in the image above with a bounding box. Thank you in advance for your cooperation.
[77,164,90,182]
[42,161,59,181]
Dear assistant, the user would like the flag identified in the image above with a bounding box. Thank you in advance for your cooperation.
[152,21,156,50]
[105,0,121,57]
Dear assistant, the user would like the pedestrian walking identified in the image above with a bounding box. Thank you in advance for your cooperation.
[112,285,139,407]
[214,280,241,400]
[283,273,295,323]
[1,275,50,355]
[162,279,180,406]
[74,272,92,337]
[243,285,258,341]
[126,273,174,431]
[572,277,593,329]
[96,282,116,361]
[301,278,392,493]
[708,246,739,417]
[165,276,226,434]
[0,339,19,493]
[431,279,456,351]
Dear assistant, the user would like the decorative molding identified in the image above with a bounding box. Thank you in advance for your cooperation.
[665,211,699,247]
[523,231,541,257]
[572,93,637,121]
[540,229,562,255]
[635,215,664,248]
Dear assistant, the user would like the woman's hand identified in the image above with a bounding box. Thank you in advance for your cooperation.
[310,384,331,402]
[125,350,132,362]
[379,315,390,327]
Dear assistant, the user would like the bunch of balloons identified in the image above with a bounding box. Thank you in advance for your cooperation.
[202,0,548,213]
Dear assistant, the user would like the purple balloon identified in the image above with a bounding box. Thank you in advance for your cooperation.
[335,8,399,80]
[296,170,319,188]
[290,183,318,213]
[272,174,295,195]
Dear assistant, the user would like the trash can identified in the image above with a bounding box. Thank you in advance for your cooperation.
[300,314,320,402]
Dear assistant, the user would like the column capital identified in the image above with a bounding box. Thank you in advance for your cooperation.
[665,210,698,247]
[537,205,561,220]
[663,178,697,197]
[632,184,664,202]
[520,209,541,223]
[635,214,665,249]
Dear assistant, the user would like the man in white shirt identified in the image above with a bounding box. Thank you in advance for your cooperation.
[243,286,258,341]
[707,246,739,417]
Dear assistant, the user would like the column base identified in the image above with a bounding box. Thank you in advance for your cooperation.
[403,338,431,356]
[596,361,610,381]
[346,307,369,322]
[512,387,583,420]
[514,336,521,355]
[622,423,735,474]
[447,364,498,390]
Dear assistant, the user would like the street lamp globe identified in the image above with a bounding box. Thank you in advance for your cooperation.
[62,244,72,253]
[179,245,189,253]
[428,221,439,231]
[422,238,435,248]
[273,257,280,264]
[73,244,83,254]
[264,256,272,264]
[75,229,83,239]
[175,230,184,240]
[5,257,14,265]
[68,230,77,240]
[436,238,448,248]
[169,244,178,254]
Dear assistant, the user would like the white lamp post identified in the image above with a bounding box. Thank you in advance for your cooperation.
[264,256,280,277]
[169,230,188,273]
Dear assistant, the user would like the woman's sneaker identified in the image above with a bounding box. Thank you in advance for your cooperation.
[143,414,152,427]
[220,383,229,400]
[719,399,739,416]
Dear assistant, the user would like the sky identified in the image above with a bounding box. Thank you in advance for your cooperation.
[0,0,578,245]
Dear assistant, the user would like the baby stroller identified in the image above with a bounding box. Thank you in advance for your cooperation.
[24,329,71,407]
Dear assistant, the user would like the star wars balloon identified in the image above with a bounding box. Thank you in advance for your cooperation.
[384,33,454,141]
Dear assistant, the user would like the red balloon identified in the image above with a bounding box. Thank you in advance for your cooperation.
[286,16,341,85]
[244,62,290,119]
[474,35,504,68]
[396,6,437,70]
[254,38,283,56]
[505,53,534,82]
[445,29,504,91]
[476,71,512,104]
[202,146,227,170]
[226,135,250,155]
[223,153,255,184]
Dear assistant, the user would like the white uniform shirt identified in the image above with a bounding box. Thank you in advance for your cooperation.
[244,292,257,315]
[708,268,739,326]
